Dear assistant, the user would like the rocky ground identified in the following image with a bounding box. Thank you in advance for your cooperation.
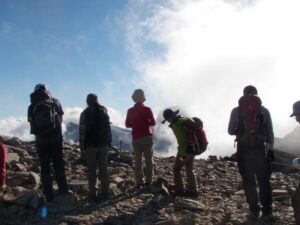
[0,135,299,225]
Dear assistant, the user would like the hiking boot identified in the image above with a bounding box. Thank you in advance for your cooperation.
[184,190,199,198]
[136,184,143,190]
[247,211,260,221]
[97,193,112,201]
[174,190,185,196]
[87,192,97,203]
[143,183,152,192]
[87,195,97,203]
[261,213,276,222]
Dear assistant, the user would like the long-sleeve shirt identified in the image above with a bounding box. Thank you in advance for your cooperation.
[0,143,8,189]
[169,116,201,157]
[228,105,274,144]
[125,103,155,139]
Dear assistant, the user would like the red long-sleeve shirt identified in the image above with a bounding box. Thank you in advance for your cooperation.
[0,143,8,189]
[125,103,155,139]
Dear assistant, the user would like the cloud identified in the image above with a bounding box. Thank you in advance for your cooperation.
[123,0,300,156]
[0,106,126,141]
[0,117,33,141]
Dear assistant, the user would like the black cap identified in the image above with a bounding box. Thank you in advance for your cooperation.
[86,93,98,106]
[243,85,257,95]
[290,101,300,117]
[34,83,46,92]
[162,109,179,124]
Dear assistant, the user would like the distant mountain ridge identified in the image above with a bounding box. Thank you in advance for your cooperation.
[275,126,300,156]
[64,122,172,153]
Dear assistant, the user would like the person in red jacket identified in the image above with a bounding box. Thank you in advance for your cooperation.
[0,142,8,198]
[125,89,155,189]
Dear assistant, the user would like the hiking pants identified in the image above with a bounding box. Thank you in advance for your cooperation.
[85,145,110,197]
[37,141,68,201]
[237,144,272,215]
[132,135,153,185]
[292,182,300,225]
[174,154,198,192]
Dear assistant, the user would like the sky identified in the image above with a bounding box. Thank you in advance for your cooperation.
[1,0,300,156]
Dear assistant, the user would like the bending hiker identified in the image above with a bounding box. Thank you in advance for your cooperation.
[28,84,68,202]
[125,89,155,190]
[79,93,112,201]
[162,109,199,197]
[290,100,300,225]
[228,85,274,221]
[0,142,8,198]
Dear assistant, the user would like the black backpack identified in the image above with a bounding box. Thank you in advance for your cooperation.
[32,99,59,135]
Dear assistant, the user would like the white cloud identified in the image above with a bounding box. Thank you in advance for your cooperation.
[0,117,33,141]
[0,106,126,141]
[124,0,300,156]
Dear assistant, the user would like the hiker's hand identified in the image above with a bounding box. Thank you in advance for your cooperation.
[183,154,193,163]
[268,150,275,162]
[80,146,86,158]
[267,141,274,150]
[0,187,4,200]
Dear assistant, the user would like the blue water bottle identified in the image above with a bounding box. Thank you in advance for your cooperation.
[40,198,47,219]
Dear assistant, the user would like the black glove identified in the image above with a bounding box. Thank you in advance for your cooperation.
[267,149,275,162]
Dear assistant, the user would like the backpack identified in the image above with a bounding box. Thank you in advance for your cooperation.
[183,117,208,155]
[192,117,208,152]
[32,99,59,134]
[237,95,266,145]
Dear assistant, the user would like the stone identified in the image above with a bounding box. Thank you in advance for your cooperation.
[13,189,40,209]
[47,193,78,213]
[69,180,88,186]
[156,220,176,225]
[1,135,299,225]
[7,153,20,163]
[152,177,170,195]
[113,176,125,184]
[174,198,206,211]
[272,189,289,196]
[62,215,93,223]
[234,190,244,195]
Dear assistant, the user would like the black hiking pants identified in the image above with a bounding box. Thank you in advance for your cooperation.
[237,143,272,215]
[36,139,68,201]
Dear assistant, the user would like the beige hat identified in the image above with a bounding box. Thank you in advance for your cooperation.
[132,89,145,103]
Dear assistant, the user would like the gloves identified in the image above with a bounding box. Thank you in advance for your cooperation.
[80,145,86,161]
[267,149,275,162]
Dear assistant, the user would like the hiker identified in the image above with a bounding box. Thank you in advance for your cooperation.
[28,84,68,202]
[79,93,112,201]
[0,142,8,198]
[162,109,199,197]
[228,85,274,221]
[125,89,155,190]
[290,100,300,225]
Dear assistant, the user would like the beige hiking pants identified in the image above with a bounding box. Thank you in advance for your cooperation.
[132,135,153,185]
[85,145,110,197]
[174,154,198,192]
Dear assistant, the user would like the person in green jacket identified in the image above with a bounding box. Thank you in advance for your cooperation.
[162,108,198,197]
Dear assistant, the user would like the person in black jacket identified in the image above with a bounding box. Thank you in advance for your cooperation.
[79,93,112,201]
[28,84,68,202]
[290,100,300,225]
[228,85,274,221]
